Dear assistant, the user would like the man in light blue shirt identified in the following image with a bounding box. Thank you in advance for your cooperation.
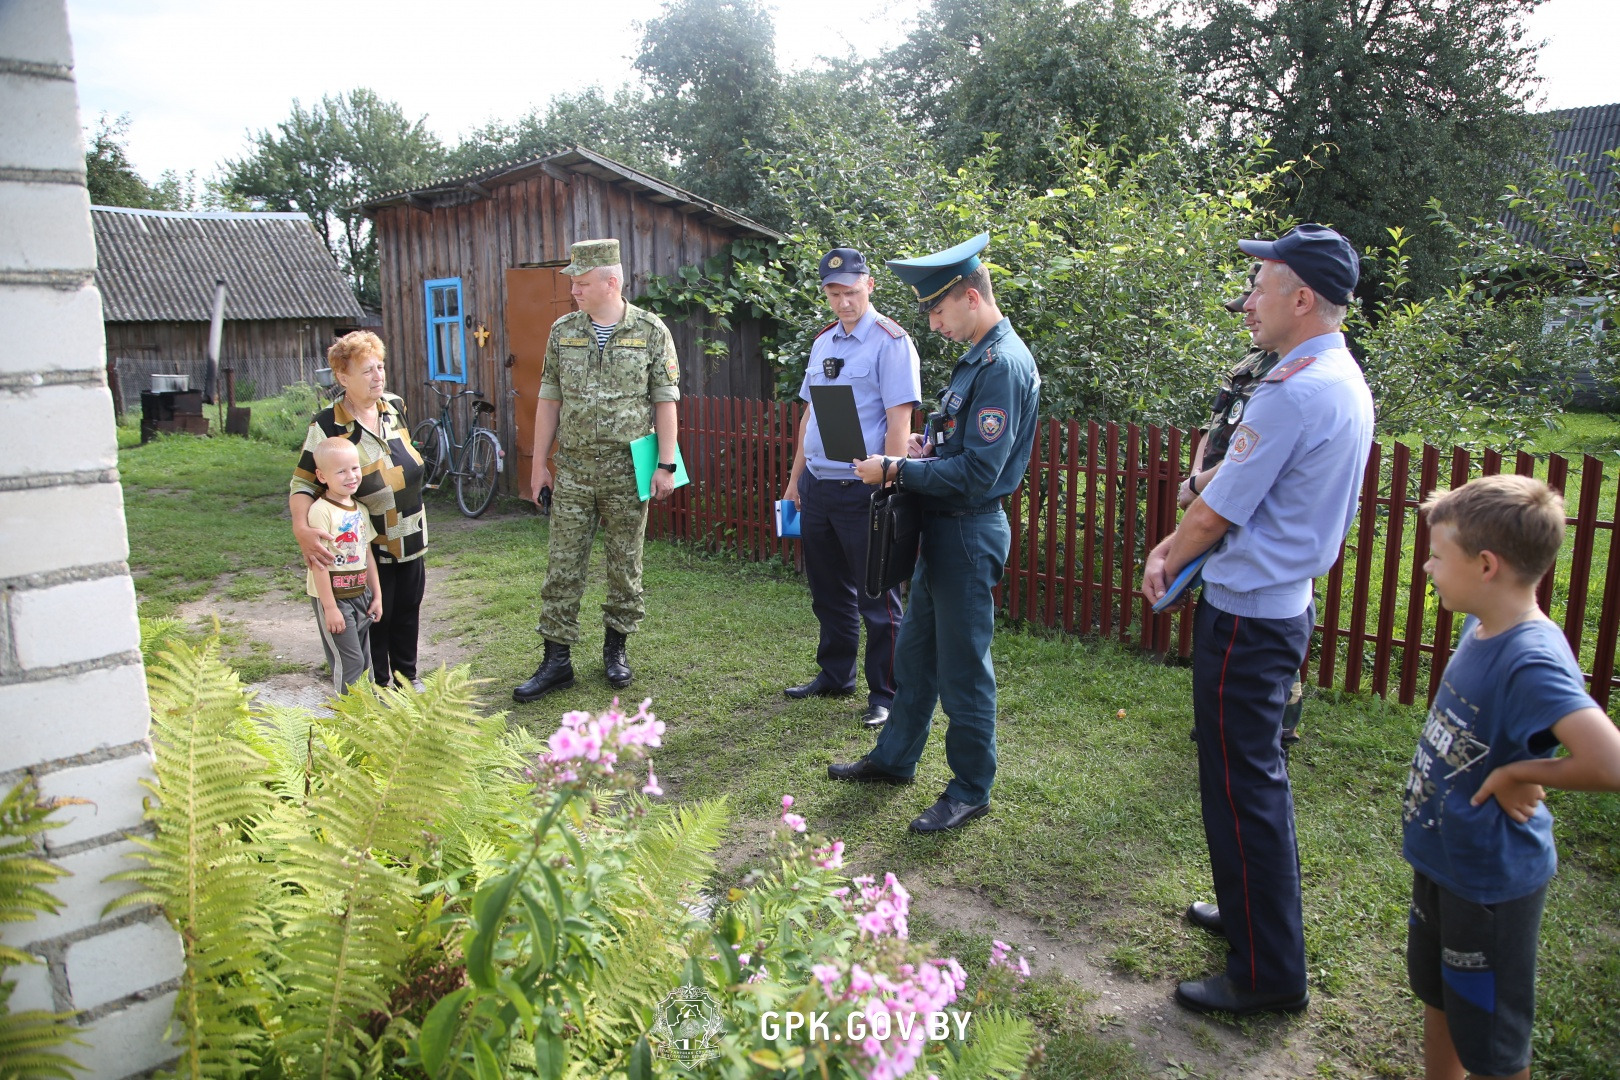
[782,247,922,727]
[1144,224,1374,1018]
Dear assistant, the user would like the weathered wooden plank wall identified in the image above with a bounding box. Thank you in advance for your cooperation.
[374,170,774,494]
[105,317,343,369]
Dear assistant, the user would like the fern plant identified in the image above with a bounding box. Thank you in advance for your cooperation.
[109,638,275,1079]
[0,778,86,1079]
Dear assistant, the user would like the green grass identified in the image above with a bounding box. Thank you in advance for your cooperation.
[120,430,1620,1079]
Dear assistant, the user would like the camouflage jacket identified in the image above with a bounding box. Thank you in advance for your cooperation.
[539,301,681,455]
[1202,347,1279,467]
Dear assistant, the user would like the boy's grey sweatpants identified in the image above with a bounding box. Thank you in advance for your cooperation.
[311,593,373,692]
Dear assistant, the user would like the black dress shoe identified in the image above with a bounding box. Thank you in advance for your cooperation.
[827,756,911,784]
[786,679,855,700]
[861,704,890,728]
[1174,974,1308,1017]
[1186,901,1224,936]
[909,794,989,833]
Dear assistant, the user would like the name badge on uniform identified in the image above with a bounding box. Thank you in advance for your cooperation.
[559,336,591,347]
[823,356,845,380]
[942,390,963,411]
[618,338,648,348]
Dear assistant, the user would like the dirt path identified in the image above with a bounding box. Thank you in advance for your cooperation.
[179,517,1338,1079]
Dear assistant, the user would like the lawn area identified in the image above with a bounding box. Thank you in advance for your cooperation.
[119,420,1620,1080]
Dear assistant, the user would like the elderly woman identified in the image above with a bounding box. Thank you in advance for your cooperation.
[290,331,428,689]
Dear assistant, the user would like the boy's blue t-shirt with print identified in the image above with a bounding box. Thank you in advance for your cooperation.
[1401,616,1597,904]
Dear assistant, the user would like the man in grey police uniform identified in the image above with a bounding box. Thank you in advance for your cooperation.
[1143,224,1374,1016]
[1180,264,1304,752]
[782,247,923,728]
[827,233,1041,833]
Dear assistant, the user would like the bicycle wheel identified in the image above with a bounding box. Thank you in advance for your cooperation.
[411,418,449,490]
[456,428,503,517]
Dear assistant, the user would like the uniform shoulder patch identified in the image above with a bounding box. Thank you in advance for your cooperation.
[977,407,1008,443]
[1227,424,1260,463]
[1262,355,1317,383]
[875,314,906,339]
[813,320,839,340]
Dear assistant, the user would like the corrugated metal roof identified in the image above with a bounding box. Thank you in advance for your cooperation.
[92,206,365,322]
[1504,103,1620,244]
[360,146,787,241]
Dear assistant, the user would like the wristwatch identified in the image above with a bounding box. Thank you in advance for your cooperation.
[658,462,677,473]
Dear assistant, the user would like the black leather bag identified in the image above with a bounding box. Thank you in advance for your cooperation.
[864,483,922,598]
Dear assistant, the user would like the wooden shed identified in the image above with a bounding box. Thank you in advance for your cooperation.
[92,206,364,402]
[361,146,786,497]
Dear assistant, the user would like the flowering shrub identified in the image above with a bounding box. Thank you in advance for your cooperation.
[411,702,1033,1079]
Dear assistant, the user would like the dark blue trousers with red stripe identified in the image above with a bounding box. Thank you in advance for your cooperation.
[798,471,901,708]
[1193,596,1313,995]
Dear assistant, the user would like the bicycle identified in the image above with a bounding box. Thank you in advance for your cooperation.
[411,381,505,518]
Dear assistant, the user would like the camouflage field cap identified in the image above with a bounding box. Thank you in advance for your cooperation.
[562,238,622,276]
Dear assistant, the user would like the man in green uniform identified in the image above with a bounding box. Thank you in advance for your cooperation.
[514,238,681,703]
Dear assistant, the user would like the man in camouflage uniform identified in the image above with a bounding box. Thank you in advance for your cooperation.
[1179,262,1303,747]
[514,238,681,703]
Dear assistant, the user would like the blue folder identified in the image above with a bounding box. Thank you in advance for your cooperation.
[775,499,801,538]
[1151,547,1214,614]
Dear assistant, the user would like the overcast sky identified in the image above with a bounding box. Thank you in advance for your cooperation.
[67,0,1619,185]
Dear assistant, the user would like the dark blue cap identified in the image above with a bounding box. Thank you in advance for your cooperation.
[819,247,870,287]
[1238,224,1359,305]
[886,232,989,312]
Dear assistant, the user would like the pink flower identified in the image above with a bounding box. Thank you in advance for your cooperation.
[781,795,794,810]
[1017,956,1031,978]
[642,766,663,797]
[781,812,807,833]
[548,727,585,759]
[814,840,845,870]
[811,963,842,995]
[848,964,874,994]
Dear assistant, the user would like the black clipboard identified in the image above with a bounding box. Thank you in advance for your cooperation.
[809,384,868,464]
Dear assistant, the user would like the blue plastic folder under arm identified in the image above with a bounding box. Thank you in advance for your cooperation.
[1151,547,1214,613]
[775,499,801,538]
[629,433,690,502]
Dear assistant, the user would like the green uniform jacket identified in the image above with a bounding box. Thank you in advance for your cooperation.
[539,301,681,464]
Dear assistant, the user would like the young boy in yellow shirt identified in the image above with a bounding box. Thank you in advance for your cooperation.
[304,437,383,692]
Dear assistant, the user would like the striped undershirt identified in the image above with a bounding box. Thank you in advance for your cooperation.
[591,320,617,351]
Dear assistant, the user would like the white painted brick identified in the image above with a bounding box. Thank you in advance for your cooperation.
[0,182,94,271]
[36,751,153,851]
[0,482,129,579]
[0,383,117,479]
[0,282,106,376]
[12,574,137,670]
[0,664,150,773]
[0,73,84,173]
[0,839,142,947]
[0,1,74,68]
[5,958,56,1012]
[64,919,182,1011]
[68,990,179,1080]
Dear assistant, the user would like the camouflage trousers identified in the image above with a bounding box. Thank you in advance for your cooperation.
[538,453,649,644]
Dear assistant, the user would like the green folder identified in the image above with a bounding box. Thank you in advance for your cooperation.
[629,432,690,501]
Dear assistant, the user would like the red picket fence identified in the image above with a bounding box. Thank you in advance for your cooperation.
[648,397,1620,709]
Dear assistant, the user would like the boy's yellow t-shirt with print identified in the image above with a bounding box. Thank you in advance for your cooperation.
[304,496,377,600]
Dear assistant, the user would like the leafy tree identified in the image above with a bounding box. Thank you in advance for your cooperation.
[445,85,665,177]
[223,89,445,307]
[85,112,185,209]
[635,0,782,220]
[877,0,1189,187]
[1172,0,1546,294]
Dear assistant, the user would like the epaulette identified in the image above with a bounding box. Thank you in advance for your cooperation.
[875,314,906,339]
[1262,355,1317,383]
[813,320,839,340]
[983,346,998,364]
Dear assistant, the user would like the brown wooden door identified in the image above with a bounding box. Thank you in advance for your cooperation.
[505,267,575,499]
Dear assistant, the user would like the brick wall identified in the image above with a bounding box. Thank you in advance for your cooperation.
[0,2,181,1075]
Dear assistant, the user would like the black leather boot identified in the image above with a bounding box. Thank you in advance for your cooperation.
[513,640,574,703]
[603,628,632,690]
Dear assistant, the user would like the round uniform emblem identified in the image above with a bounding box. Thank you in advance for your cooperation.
[1228,398,1244,424]
[827,255,843,268]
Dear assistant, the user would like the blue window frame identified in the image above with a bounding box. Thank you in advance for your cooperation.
[425,277,467,383]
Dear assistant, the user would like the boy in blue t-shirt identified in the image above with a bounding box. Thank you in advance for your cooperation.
[1405,474,1620,1080]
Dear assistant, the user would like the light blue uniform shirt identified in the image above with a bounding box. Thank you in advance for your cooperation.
[1198,332,1375,619]
[799,306,922,480]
